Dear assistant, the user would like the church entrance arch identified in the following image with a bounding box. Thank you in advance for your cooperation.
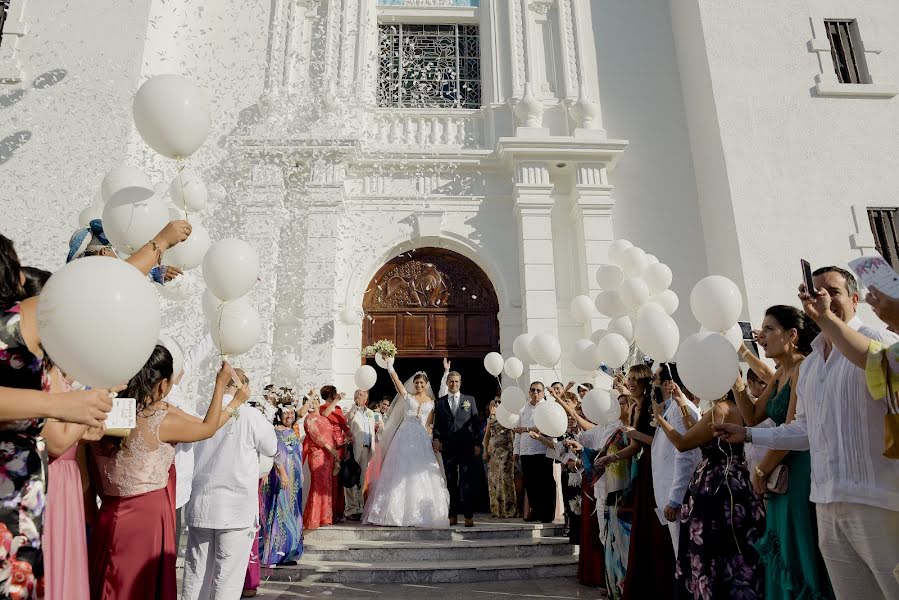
[361,248,501,420]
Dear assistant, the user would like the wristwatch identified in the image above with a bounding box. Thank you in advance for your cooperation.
[745,427,752,443]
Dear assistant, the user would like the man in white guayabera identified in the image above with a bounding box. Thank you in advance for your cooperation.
[181,370,278,599]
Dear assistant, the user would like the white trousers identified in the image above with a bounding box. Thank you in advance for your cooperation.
[345,447,372,516]
[181,526,256,600]
[816,502,899,600]
[667,520,681,559]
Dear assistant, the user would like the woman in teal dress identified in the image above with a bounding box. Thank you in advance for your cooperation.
[260,406,304,566]
[733,305,834,600]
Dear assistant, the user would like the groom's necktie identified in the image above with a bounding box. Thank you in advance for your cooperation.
[451,393,459,415]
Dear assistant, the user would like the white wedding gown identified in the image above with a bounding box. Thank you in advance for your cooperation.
[362,394,450,528]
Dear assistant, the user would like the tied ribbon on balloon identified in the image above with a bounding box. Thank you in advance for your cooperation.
[176,158,191,224]
[212,298,244,388]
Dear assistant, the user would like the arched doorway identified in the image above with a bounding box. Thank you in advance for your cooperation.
[362,247,501,411]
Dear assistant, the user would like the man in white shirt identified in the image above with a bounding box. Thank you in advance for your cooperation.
[181,370,278,600]
[513,381,556,523]
[345,389,376,521]
[649,365,701,557]
[716,266,899,599]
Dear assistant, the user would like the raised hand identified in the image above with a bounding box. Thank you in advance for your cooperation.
[154,220,192,250]
[798,283,832,323]
[443,357,451,371]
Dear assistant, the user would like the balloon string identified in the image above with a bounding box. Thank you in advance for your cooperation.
[176,157,190,224]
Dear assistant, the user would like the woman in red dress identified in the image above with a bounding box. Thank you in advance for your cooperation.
[88,350,247,600]
[319,386,350,522]
[303,395,340,530]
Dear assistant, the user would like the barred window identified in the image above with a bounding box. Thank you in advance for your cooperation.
[0,1,10,47]
[378,23,481,109]
[868,208,899,271]
[825,20,865,84]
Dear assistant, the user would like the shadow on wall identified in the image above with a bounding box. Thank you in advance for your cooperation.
[0,69,68,165]
[590,1,709,315]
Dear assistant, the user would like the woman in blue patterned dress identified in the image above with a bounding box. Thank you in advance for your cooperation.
[260,405,304,566]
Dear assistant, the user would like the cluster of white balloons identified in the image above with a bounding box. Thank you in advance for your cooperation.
[202,239,262,356]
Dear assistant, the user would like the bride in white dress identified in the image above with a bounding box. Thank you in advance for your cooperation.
[362,362,450,528]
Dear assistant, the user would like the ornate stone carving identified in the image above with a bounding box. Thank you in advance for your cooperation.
[529,0,553,16]
[511,0,526,97]
[558,0,579,97]
[514,82,544,128]
[367,252,498,310]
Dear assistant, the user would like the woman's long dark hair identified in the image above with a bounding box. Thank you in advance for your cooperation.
[627,363,654,431]
[765,305,820,356]
[0,234,25,309]
[123,345,174,412]
[22,266,51,297]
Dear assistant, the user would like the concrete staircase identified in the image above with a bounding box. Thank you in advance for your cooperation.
[269,519,579,584]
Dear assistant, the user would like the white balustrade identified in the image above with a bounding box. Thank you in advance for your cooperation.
[366,109,484,149]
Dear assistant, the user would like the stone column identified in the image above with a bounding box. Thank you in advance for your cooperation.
[513,160,559,385]
[569,162,615,336]
[237,163,287,385]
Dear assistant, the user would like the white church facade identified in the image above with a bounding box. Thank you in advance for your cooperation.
[1,0,898,396]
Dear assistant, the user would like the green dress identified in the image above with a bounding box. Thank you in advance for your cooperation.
[755,380,835,600]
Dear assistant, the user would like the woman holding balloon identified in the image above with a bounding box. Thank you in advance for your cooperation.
[482,398,518,518]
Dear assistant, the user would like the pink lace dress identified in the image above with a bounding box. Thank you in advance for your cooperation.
[44,445,89,600]
[88,408,176,600]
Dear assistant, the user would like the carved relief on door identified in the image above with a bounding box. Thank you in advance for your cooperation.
[362,248,499,357]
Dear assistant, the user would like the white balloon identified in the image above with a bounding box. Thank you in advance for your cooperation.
[102,194,170,255]
[158,334,184,378]
[495,404,521,429]
[618,278,650,312]
[533,401,568,437]
[101,165,154,204]
[677,331,740,400]
[37,257,160,388]
[504,357,524,379]
[501,386,527,414]
[620,246,648,277]
[690,275,743,332]
[339,307,360,326]
[483,352,505,377]
[133,75,211,159]
[651,289,680,315]
[155,271,199,301]
[569,295,595,324]
[637,302,667,319]
[635,310,680,362]
[513,333,536,365]
[595,289,627,318]
[590,328,608,344]
[202,288,228,320]
[595,333,630,368]
[701,324,743,352]
[645,254,660,266]
[529,333,562,368]
[202,238,260,301]
[607,315,634,343]
[209,300,261,356]
[581,388,613,425]
[354,365,378,391]
[169,169,208,212]
[78,204,103,228]
[571,339,601,371]
[163,220,210,270]
[607,239,633,266]
[595,264,625,290]
[643,263,673,294]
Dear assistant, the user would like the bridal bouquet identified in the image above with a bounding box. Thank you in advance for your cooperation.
[361,339,397,359]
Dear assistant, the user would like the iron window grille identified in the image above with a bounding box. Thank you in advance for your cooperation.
[378,23,481,109]
[0,1,10,47]
[825,20,865,84]
[868,208,899,271]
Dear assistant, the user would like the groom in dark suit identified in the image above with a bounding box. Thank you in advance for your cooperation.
[432,362,482,527]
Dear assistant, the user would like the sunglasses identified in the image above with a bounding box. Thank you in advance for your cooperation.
[529,388,544,393]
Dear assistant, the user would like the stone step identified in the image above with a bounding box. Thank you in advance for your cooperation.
[274,555,579,584]
[303,521,565,543]
[302,536,576,562]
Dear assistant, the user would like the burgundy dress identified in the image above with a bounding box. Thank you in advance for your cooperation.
[88,408,176,600]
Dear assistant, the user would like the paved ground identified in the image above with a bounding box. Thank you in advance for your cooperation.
[247,578,607,599]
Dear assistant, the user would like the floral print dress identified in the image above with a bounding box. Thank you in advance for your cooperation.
[674,438,765,600]
[485,418,517,518]
[0,304,48,600]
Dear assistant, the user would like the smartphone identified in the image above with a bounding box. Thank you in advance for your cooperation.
[801,259,816,295]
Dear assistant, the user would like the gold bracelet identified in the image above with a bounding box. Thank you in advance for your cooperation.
[754,466,766,479]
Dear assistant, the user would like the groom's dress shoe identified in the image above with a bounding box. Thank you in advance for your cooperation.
[449,517,458,526]
[464,519,474,528]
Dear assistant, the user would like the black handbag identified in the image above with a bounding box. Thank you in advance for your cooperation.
[338,444,362,489]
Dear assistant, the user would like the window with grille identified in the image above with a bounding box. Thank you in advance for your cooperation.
[0,1,10,47]
[868,208,899,270]
[378,23,481,109]
[825,20,866,84]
